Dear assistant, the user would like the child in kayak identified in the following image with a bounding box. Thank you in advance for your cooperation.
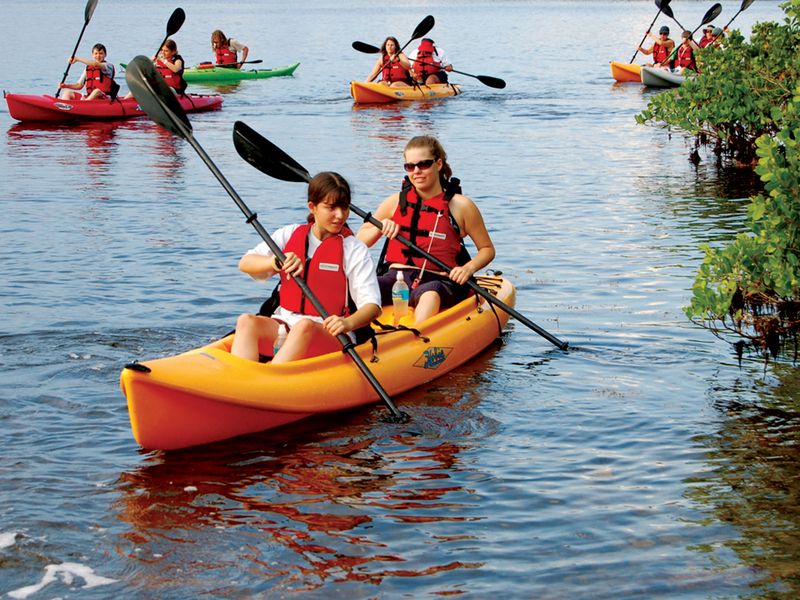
[211,30,248,69]
[153,39,186,94]
[231,172,381,363]
[356,135,495,324]
[122,39,186,99]
[673,31,700,74]
[638,26,675,69]
[58,43,118,100]
[367,36,412,86]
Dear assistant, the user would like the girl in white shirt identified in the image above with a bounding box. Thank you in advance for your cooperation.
[231,172,381,363]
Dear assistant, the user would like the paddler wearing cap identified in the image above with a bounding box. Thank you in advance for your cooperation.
[699,24,717,48]
[638,25,675,69]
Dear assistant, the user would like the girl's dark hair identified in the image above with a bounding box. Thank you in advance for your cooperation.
[306,172,351,222]
[162,39,178,52]
[381,36,401,56]
[404,135,453,181]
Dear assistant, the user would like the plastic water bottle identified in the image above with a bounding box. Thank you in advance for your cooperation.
[273,323,288,356]
[391,271,409,325]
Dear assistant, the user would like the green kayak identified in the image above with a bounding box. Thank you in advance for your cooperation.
[183,62,300,83]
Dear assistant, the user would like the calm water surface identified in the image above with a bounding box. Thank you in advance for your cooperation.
[2,0,798,597]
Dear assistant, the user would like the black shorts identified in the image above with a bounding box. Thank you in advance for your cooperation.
[378,267,469,310]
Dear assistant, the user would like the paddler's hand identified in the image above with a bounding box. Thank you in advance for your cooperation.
[323,315,351,337]
[449,263,476,285]
[379,218,400,239]
[276,251,303,279]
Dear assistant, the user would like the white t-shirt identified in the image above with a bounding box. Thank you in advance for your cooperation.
[245,223,381,328]
[227,39,247,53]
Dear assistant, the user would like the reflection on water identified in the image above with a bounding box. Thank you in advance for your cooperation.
[185,81,243,95]
[691,364,800,595]
[113,354,501,593]
[5,119,186,197]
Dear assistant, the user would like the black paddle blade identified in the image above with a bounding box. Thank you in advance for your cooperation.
[660,1,675,19]
[125,55,191,137]
[84,0,99,22]
[232,121,311,183]
[352,41,381,54]
[478,75,506,89]
[741,0,755,11]
[166,8,186,36]
[702,3,723,25]
[411,15,435,40]
[655,0,671,11]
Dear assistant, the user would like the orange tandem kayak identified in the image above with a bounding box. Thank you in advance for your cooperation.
[350,80,462,103]
[120,275,515,450]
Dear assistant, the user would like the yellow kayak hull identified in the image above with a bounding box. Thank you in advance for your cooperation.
[121,276,515,450]
[610,61,642,83]
[350,80,462,104]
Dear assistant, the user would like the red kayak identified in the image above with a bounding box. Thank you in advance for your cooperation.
[4,92,223,122]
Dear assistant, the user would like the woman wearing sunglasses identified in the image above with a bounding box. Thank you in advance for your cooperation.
[357,136,495,325]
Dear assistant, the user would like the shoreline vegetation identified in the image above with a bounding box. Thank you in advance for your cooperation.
[637,0,800,362]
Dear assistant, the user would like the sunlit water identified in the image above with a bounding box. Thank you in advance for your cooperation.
[2,0,798,597]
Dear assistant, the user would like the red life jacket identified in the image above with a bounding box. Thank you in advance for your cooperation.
[215,44,237,65]
[156,55,186,92]
[698,36,713,48]
[676,44,696,71]
[382,56,410,84]
[653,42,672,66]
[415,39,441,80]
[384,177,464,268]
[85,64,114,94]
[156,54,186,93]
[279,223,352,317]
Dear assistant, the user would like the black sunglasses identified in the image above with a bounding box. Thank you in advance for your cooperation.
[403,159,436,172]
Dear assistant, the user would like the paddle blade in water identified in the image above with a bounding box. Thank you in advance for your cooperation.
[125,55,191,136]
[166,7,186,36]
[232,121,311,183]
[352,41,381,54]
[411,15,435,40]
[84,0,99,22]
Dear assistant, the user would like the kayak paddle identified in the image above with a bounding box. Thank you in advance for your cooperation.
[153,7,185,58]
[712,0,755,45]
[124,55,409,424]
[409,57,506,88]
[231,121,568,351]
[665,3,722,63]
[630,0,671,64]
[196,59,264,69]
[366,15,435,83]
[55,0,100,97]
